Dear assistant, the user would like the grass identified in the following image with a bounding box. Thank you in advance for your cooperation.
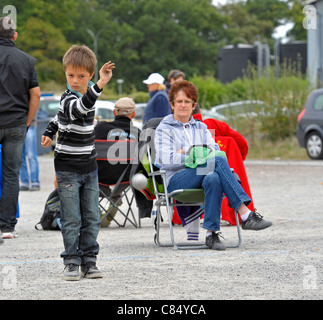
[247,136,309,160]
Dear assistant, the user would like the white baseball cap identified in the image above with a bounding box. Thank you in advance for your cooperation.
[143,73,165,85]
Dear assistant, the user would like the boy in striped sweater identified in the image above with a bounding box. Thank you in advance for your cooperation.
[42,45,115,281]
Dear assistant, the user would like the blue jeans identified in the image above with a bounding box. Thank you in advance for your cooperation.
[20,126,40,188]
[56,169,100,266]
[0,125,27,232]
[168,156,251,232]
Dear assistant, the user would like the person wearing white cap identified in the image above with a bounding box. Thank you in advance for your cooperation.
[142,73,171,123]
[94,97,140,227]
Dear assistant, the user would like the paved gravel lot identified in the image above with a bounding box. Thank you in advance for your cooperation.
[1,154,323,302]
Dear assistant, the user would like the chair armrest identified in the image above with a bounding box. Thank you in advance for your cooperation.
[148,170,166,176]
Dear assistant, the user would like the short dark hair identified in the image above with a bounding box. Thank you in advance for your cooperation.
[0,17,16,39]
[192,103,201,115]
[168,69,185,81]
[62,45,97,74]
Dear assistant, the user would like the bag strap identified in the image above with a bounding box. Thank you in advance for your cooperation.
[35,222,43,231]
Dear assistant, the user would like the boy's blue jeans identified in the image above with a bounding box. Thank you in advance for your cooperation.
[56,169,100,266]
[167,156,251,232]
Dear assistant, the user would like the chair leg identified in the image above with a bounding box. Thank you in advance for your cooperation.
[154,202,209,250]
[226,211,242,248]
[154,205,242,250]
[154,205,176,248]
[99,187,139,228]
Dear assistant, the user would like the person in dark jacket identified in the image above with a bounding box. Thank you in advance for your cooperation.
[94,97,139,141]
[0,17,40,240]
[142,73,171,123]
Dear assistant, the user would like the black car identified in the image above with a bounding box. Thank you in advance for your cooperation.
[297,88,323,160]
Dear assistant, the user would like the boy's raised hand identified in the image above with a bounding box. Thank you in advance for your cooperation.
[97,61,115,90]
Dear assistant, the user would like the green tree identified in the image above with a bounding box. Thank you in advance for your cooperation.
[101,0,228,90]
[10,0,80,83]
[17,17,70,83]
[219,0,291,49]
[286,0,307,41]
[6,0,306,91]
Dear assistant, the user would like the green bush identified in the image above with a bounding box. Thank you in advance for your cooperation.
[190,66,312,142]
[189,75,227,108]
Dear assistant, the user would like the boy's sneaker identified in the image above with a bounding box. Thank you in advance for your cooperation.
[63,264,80,281]
[205,231,226,251]
[81,262,103,279]
[241,210,272,231]
[2,230,19,239]
[30,185,40,191]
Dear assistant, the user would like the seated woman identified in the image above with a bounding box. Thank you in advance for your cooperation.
[154,80,272,251]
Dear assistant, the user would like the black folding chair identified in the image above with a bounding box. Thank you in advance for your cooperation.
[95,139,140,228]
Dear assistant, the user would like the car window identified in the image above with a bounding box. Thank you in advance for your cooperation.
[314,94,323,111]
[39,100,60,117]
[46,102,60,117]
[97,108,114,120]
[215,107,228,116]
[134,107,144,120]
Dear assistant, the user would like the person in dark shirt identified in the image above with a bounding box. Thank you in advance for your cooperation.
[94,97,139,141]
[0,17,40,240]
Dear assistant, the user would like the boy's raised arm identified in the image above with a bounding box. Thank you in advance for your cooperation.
[96,61,115,90]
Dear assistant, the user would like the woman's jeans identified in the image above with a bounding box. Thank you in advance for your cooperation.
[0,125,26,232]
[167,156,251,232]
[20,126,40,188]
[56,169,100,266]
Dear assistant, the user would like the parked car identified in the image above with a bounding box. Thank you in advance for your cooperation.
[297,88,323,160]
[94,101,146,129]
[37,95,60,120]
[200,108,227,122]
[211,100,265,118]
[207,100,265,129]
[94,100,115,124]
[36,95,61,154]
[38,96,117,122]
[134,103,146,129]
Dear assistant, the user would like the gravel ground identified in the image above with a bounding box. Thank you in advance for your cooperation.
[1,154,323,302]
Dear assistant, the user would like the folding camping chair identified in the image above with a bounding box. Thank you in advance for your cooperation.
[95,138,139,228]
[146,143,242,250]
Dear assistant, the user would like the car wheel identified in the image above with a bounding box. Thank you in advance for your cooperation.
[306,132,323,160]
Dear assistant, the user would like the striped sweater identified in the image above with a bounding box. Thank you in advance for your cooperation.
[43,83,102,173]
